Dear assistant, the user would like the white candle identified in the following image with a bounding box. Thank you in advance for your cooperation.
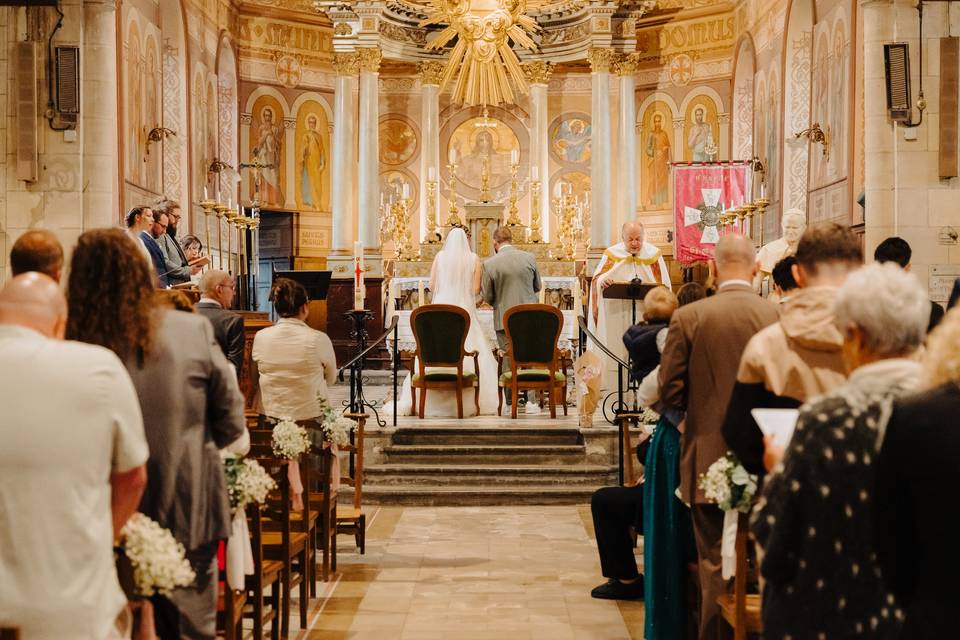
[380,192,385,207]
[511,149,519,165]
[449,148,458,164]
[554,182,562,199]
[389,278,399,304]
[203,186,208,201]
[227,195,232,209]
[538,286,546,304]
[402,183,411,199]
[573,279,582,309]
[532,166,539,181]
[418,279,426,307]
[428,167,436,182]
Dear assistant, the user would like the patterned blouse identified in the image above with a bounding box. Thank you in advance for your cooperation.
[751,359,921,640]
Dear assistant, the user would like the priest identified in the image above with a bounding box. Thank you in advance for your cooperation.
[589,221,671,388]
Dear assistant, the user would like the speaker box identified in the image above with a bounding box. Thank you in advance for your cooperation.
[884,43,912,122]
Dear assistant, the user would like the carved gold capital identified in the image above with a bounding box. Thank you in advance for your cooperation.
[333,22,353,36]
[613,53,639,76]
[522,61,554,85]
[418,61,446,86]
[356,48,382,74]
[332,52,359,76]
[587,48,616,73]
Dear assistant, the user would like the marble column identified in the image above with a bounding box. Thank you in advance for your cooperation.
[418,61,444,242]
[588,48,616,250]
[82,0,120,229]
[331,53,358,253]
[614,54,638,227]
[524,62,553,240]
[356,48,382,249]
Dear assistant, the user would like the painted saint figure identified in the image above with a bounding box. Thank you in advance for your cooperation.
[687,107,716,162]
[644,113,672,208]
[253,106,284,206]
[300,113,326,209]
[553,118,592,164]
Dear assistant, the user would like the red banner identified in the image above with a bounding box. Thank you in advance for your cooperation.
[673,163,751,265]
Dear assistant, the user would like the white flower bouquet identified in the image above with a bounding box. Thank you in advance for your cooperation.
[271,418,311,459]
[698,451,758,513]
[222,454,276,513]
[315,398,356,447]
[119,513,196,597]
[639,406,661,426]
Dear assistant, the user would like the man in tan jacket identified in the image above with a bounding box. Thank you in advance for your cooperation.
[722,223,863,476]
[659,235,778,640]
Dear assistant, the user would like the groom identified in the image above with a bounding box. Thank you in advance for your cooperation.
[481,226,542,407]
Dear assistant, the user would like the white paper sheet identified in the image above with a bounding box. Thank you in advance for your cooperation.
[751,408,800,450]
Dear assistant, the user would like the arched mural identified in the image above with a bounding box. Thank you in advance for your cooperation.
[295,100,331,212]
[682,94,720,163]
[638,99,674,211]
[248,94,286,207]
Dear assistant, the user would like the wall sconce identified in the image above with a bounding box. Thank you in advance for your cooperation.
[794,122,831,160]
[145,126,176,156]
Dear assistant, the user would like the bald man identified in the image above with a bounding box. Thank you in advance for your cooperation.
[0,273,148,638]
[589,221,671,388]
[10,229,64,282]
[195,270,245,372]
[658,235,778,640]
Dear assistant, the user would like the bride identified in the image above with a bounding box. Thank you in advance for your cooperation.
[399,227,499,416]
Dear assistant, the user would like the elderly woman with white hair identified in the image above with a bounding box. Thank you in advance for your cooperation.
[750,262,929,640]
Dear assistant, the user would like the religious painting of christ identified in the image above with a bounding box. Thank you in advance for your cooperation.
[295,100,330,212]
[549,114,592,165]
[447,116,519,198]
[640,101,672,210]
[249,96,286,206]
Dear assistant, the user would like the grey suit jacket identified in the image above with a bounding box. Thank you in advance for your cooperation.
[124,309,246,550]
[480,245,542,332]
[157,232,192,285]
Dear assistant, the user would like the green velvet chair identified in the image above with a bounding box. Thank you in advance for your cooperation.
[410,304,480,419]
[498,304,567,419]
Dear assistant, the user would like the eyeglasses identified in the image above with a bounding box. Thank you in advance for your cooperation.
[218,282,236,290]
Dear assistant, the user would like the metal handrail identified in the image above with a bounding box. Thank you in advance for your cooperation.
[576,315,628,368]
[338,315,399,374]
[337,314,399,427]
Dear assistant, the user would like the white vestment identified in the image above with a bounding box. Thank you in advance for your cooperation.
[588,242,671,389]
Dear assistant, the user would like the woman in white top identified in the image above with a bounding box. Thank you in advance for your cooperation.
[252,278,338,421]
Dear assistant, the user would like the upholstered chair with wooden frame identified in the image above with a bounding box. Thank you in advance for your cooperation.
[498,304,567,419]
[409,304,480,419]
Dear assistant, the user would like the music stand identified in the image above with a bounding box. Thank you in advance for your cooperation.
[272,270,332,301]
[601,280,659,413]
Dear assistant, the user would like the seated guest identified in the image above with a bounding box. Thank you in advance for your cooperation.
[153,200,202,286]
[10,229,64,281]
[623,286,678,383]
[874,236,944,332]
[722,223,862,476]
[875,307,960,638]
[771,255,798,303]
[752,262,928,639]
[155,289,195,312]
[252,278,337,422]
[195,270,245,373]
[66,228,245,640]
[125,205,169,288]
[0,273,148,639]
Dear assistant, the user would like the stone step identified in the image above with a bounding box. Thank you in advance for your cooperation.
[363,463,616,486]
[390,426,583,446]
[380,444,586,465]
[353,485,601,506]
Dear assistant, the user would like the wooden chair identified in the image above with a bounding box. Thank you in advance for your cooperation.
[335,412,367,554]
[716,513,762,640]
[0,628,19,640]
[305,438,339,582]
[244,502,283,640]
[409,304,480,419]
[249,431,312,638]
[217,558,247,640]
[497,304,567,419]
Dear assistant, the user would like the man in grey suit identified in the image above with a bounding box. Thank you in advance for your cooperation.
[480,226,542,406]
[154,200,202,286]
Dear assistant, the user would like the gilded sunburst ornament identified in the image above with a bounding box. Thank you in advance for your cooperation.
[419,0,540,107]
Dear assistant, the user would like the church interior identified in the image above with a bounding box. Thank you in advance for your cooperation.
[2,0,960,638]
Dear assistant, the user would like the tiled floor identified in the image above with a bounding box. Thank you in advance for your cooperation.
[294,505,644,640]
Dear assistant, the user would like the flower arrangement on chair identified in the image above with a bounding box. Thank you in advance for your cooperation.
[699,452,759,579]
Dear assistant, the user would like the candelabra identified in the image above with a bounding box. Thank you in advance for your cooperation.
[505,161,523,228]
[199,197,217,265]
[393,197,415,261]
[554,194,578,261]
[224,207,238,274]
[480,154,492,203]
[529,181,543,243]
[425,180,439,242]
[213,202,230,271]
[445,163,463,227]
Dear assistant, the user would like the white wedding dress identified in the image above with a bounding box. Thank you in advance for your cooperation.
[398,229,499,417]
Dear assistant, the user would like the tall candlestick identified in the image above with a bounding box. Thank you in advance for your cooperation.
[353,241,364,311]
[511,149,519,165]
[532,165,539,181]
[418,279,426,307]
[428,167,436,182]
[402,183,411,200]
[448,148,458,164]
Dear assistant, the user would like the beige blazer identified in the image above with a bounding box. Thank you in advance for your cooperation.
[480,245,542,332]
[658,284,779,504]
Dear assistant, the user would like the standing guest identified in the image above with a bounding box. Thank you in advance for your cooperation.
[153,200,202,286]
[722,223,862,476]
[676,282,706,307]
[253,277,337,421]
[874,236,944,331]
[753,263,929,639]
[181,235,205,285]
[66,228,245,640]
[125,205,169,288]
[0,273,148,639]
[771,255,798,303]
[10,229,64,281]
[875,308,960,639]
[658,235,778,640]
[195,270,245,373]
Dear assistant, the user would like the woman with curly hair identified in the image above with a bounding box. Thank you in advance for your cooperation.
[66,228,246,639]
[875,306,960,639]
